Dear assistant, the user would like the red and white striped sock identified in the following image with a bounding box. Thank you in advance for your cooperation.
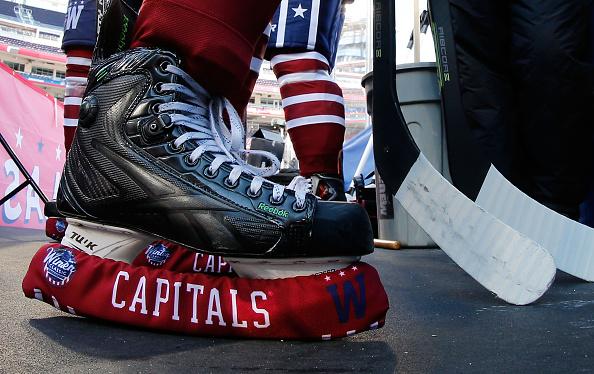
[271,52,345,177]
[63,47,93,153]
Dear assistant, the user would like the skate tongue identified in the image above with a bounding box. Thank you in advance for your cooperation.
[162,65,309,204]
[209,97,280,178]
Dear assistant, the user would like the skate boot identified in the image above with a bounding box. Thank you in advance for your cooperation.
[57,48,374,278]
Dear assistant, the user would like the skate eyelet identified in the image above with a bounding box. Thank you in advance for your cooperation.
[184,154,199,166]
[159,61,170,73]
[246,187,262,198]
[203,166,219,179]
[150,103,161,114]
[224,177,240,189]
[169,141,185,153]
[154,82,164,94]
[269,195,285,205]
[292,201,306,212]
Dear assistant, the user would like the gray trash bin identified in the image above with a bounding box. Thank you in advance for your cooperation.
[362,62,450,247]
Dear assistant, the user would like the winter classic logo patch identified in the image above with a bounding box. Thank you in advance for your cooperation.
[43,247,77,287]
[145,243,171,267]
[55,219,67,233]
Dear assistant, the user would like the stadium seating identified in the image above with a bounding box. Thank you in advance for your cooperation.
[0,35,62,55]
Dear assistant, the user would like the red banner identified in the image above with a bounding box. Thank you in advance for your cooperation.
[0,62,64,230]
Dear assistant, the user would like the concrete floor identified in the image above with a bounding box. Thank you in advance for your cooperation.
[1,227,593,373]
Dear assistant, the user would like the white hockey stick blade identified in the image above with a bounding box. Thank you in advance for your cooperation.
[477,166,594,281]
[396,153,556,305]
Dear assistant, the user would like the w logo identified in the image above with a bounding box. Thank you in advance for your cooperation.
[326,274,367,323]
[65,3,84,30]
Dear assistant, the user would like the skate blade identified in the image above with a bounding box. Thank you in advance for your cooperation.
[225,256,361,279]
[61,218,157,263]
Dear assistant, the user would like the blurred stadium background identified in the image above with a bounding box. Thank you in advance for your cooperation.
[0,0,369,140]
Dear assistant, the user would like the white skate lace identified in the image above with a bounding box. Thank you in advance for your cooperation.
[158,64,311,209]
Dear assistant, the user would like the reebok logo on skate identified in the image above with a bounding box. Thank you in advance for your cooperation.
[69,231,98,251]
[257,202,289,218]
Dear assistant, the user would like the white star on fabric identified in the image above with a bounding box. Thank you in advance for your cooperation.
[271,24,278,32]
[339,271,345,277]
[324,275,331,281]
[55,145,62,161]
[15,128,23,148]
[352,266,358,271]
[292,4,308,18]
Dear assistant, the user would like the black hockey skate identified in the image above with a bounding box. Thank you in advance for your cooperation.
[57,48,374,278]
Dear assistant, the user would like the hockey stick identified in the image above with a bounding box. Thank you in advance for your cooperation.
[371,0,555,305]
[428,0,594,282]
